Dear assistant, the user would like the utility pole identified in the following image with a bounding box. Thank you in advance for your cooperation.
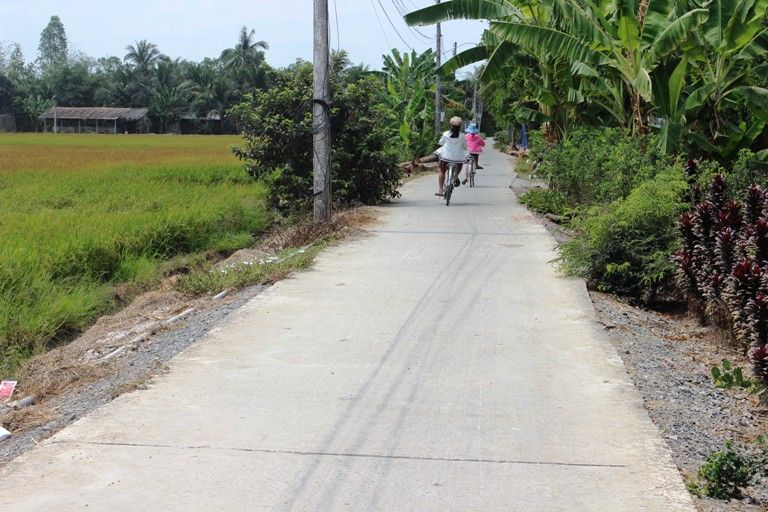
[434,0,442,136]
[453,42,457,58]
[313,0,331,222]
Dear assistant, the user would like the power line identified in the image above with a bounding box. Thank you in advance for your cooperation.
[388,0,434,42]
[369,0,394,50]
[332,0,341,52]
[375,0,416,51]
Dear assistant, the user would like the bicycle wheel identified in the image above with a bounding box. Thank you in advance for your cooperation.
[470,168,475,188]
[444,165,454,206]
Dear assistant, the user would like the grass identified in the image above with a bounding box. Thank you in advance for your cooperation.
[175,245,322,295]
[0,134,268,375]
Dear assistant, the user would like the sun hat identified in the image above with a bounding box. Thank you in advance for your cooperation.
[467,122,479,134]
[449,116,462,127]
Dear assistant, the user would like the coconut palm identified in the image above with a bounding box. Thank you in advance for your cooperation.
[124,39,161,75]
[221,27,268,72]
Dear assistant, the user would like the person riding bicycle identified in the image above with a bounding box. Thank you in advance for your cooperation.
[435,116,469,197]
[462,122,485,184]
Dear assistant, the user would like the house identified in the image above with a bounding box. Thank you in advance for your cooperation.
[40,107,150,134]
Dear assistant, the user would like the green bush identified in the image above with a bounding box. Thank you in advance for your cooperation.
[494,130,511,150]
[687,440,767,500]
[557,166,688,300]
[230,64,401,210]
[536,127,666,206]
[519,189,570,216]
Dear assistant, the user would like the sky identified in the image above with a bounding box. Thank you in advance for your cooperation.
[0,0,487,74]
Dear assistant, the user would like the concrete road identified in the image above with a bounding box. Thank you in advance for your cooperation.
[0,145,694,511]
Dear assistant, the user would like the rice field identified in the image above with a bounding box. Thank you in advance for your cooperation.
[0,134,269,375]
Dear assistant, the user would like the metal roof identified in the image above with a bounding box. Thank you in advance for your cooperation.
[40,107,149,121]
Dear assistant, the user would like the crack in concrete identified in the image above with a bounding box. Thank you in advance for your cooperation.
[52,440,628,468]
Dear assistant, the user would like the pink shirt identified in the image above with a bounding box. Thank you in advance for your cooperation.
[466,133,486,154]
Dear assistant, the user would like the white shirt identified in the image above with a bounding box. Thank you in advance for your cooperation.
[436,130,469,163]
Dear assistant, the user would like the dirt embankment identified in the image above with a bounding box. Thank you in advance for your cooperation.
[0,208,376,466]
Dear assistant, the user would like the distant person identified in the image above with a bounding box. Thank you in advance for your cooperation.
[435,116,468,196]
[465,122,485,172]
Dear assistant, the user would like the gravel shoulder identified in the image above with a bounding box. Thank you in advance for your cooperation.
[510,158,768,511]
[0,285,265,465]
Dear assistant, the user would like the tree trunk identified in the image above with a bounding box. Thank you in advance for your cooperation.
[631,93,648,135]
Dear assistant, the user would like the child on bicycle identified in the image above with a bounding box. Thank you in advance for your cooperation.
[465,122,485,172]
[435,116,468,196]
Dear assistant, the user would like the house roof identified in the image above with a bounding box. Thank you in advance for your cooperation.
[40,107,149,121]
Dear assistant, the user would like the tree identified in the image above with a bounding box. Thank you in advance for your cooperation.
[379,48,437,158]
[150,83,190,133]
[0,74,17,113]
[682,0,768,158]
[221,27,270,94]
[20,95,53,132]
[229,64,401,209]
[221,27,269,71]
[38,15,68,71]
[406,0,708,138]
[43,56,98,107]
[124,40,161,75]
[124,40,162,106]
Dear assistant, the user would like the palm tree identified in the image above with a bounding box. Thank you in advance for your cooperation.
[150,83,190,133]
[124,39,161,75]
[221,27,268,71]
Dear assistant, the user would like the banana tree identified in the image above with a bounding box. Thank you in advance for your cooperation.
[406,0,707,138]
[406,0,585,140]
[378,49,437,158]
[683,0,768,157]
[486,0,708,135]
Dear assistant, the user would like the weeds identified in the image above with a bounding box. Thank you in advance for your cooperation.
[687,440,768,499]
[176,246,320,295]
[711,360,765,395]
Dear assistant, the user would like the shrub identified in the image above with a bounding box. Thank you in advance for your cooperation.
[230,64,401,211]
[674,175,768,385]
[519,189,570,216]
[558,166,688,300]
[687,440,767,499]
[535,127,667,206]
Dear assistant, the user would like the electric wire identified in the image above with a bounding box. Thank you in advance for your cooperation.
[389,0,434,42]
[332,0,341,52]
[369,0,395,50]
[375,0,416,51]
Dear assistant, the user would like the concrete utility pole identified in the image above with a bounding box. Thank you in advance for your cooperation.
[434,0,442,136]
[313,0,332,222]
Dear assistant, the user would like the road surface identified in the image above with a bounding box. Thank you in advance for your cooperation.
[0,144,694,511]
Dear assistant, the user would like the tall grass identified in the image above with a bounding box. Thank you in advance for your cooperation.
[0,134,268,375]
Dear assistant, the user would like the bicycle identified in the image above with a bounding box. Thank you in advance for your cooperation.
[443,161,461,206]
[466,155,476,188]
